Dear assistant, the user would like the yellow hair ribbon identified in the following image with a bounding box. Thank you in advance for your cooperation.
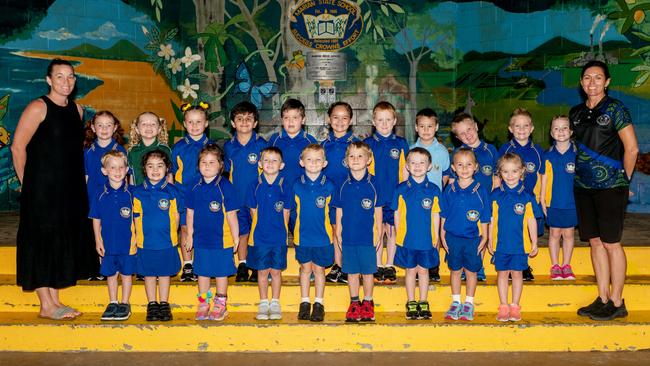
[180,103,192,112]
[199,101,209,110]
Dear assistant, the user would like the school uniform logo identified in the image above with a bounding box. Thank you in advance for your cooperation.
[120,207,131,218]
[513,203,525,215]
[209,201,221,212]
[274,201,285,212]
[525,162,536,173]
[247,153,259,164]
[466,210,480,222]
[481,165,493,176]
[361,198,373,210]
[158,199,170,210]
[315,196,326,208]
[596,114,611,126]
[565,162,576,174]
[389,148,400,160]
[421,198,433,210]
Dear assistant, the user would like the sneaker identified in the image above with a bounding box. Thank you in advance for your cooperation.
[310,302,325,322]
[339,271,349,284]
[384,266,397,284]
[405,300,419,320]
[136,274,145,281]
[248,269,258,283]
[195,300,210,321]
[578,297,607,317]
[561,264,576,280]
[180,263,198,282]
[326,265,341,283]
[550,264,563,280]
[209,296,228,321]
[496,304,509,322]
[88,274,106,281]
[158,301,172,321]
[373,267,385,283]
[100,302,119,321]
[589,299,628,321]
[298,301,311,320]
[114,303,131,321]
[256,301,270,320]
[444,301,462,320]
[418,301,432,320]
[477,267,486,282]
[360,300,375,321]
[523,266,534,281]
[269,300,282,320]
[146,301,160,321]
[236,263,249,282]
[429,266,441,282]
[459,302,475,321]
[508,304,521,321]
[345,301,362,322]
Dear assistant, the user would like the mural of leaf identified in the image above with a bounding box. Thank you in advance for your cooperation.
[632,31,650,42]
[0,94,8,121]
[634,70,650,87]
[381,4,389,17]
[388,3,404,14]
[631,45,650,56]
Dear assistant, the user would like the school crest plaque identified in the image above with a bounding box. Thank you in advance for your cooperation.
[290,0,363,51]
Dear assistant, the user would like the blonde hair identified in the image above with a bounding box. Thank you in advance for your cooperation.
[101,150,128,168]
[550,114,570,127]
[452,147,477,165]
[345,141,372,160]
[509,108,533,126]
[300,143,326,160]
[128,111,168,149]
[496,152,525,179]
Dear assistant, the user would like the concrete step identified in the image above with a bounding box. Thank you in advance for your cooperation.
[0,311,648,352]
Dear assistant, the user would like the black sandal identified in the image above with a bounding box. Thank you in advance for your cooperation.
[146,301,160,321]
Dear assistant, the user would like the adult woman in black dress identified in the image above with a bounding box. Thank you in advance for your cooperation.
[570,60,638,321]
[11,58,97,319]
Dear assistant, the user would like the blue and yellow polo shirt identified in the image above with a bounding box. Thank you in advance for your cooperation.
[88,182,136,255]
[132,179,181,250]
[498,139,545,203]
[171,134,212,194]
[490,182,536,254]
[269,129,317,185]
[331,171,382,247]
[246,174,290,247]
[364,132,409,206]
[391,176,442,250]
[84,140,127,201]
[287,173,336,247]
[440,179,491,239]
[543,143,577,210]
[223,132,268,206]
[321,131,359,189]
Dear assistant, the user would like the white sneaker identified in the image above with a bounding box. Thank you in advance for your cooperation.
[256,301,270,320]
[269,300,282,320]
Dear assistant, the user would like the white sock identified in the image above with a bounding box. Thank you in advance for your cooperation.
[465,296,474,304]
[363,296,373,301]
[184,260,193,265]
[301,297,310,303]
[110,300,118,304]
[452,294,461,303]
[314,297,323,304]
[271,298,280,303]
[239,260,247,264]
[259,299,269,305]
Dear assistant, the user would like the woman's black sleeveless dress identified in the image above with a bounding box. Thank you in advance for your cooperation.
[16,96,98,291]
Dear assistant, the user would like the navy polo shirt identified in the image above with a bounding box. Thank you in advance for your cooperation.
[364,132,409,206]
[447,140,498,191]
[246,174,290,247]
[332,171,382,247]
[186,176,239,250]
[223,132,268,206]
[84,140,127,201]
[543,143,577,209]
[269,129,317,185]
[391,176,442,250]
[498,139,545,202]
[287,173,336,247]
[441,180,491,239]
[171,134,212,194]
[132,179,181,250]
[321,131,359,188]
[490,182,536,254]
[88,182,135,255]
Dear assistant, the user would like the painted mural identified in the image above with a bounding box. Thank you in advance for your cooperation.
[1,0,650,211]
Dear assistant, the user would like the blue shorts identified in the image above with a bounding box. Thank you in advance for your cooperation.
[342,245,377,275]
[546,207,578,228]
[446,234,483,273]
[237,209,252,236]
[394,246,439,269]
[382,206,395,226]
[136,246,181,277]
[193,247,236,278]
[247,245,288,270]
[493,252,528,271]
[100,253,137,277]
[295,245,334,268]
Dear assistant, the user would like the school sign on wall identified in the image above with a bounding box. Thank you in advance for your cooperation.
[290,0,363,51]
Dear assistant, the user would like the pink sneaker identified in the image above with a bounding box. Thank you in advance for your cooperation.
[496,304,510,322]
[550,264,563,280]
[509,304,521,321]
[209,296,228,321]
[561,264,576,280]
[195,301,210,320]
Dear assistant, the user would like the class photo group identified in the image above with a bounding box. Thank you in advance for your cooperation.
[11,58,638,327]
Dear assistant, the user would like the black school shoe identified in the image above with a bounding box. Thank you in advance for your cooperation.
[589,299,628,321]
[373,267,385,283]
[236,262,250,282]
[298,302,311,320]
[383,266,397,284]
[577,297,607,317]
[523,266,534,281]
[310,302,325,322]
[429,266,441,282]
[158,301,173,321]
[248,269,258,283]
[146,301,160,321]
[100,302,119,321]
[113,303,131,321]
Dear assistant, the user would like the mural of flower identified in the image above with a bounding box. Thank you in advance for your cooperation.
[167,57,182,74]
[157,43,175,60]
[180,47,201,68]
[178,78,199,99]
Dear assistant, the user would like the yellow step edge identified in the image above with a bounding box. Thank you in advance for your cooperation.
[0,311,648,352]
[1,246,650,276]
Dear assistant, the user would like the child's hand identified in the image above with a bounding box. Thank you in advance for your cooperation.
[440,239,448,252]
[95,241,105,257]
[529,244,538,258]
[541,204,547,217]
[232,239,239,253]
[477,239,487,255]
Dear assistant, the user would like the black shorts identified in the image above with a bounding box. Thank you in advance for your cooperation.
[574,186,628,243]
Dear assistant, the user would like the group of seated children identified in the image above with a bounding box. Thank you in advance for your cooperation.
[84,98,576,324]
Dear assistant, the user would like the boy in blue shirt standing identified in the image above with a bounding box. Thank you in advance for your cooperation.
[411,108,449,190]
[288,144,336,322]
[333,141,383,322]
[392,147,441,320]
[90,151,136,321]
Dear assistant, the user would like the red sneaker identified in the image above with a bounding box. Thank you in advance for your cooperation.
[360,300,375,321]
[345,301,362,322]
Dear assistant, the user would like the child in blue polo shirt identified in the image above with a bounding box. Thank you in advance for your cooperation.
[441,148,490,321]
[288,144,336,322]
[540,115,577,280]
[132,149,182,322]
[333,141,383,322]
[186,144,240,321]
[89,151,135,321]
[322,102,359,284]
[224,101,268,283]
[246,147,290,320]
[172,102,213,282]
[411,108,449,190]
[498,108,544,281]
[391,147,441,320]
[364,101,409,284]
[489,153,538,322]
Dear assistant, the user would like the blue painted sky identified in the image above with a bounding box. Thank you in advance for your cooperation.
[1,0,153,50]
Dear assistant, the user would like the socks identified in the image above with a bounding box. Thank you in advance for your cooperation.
[452,294,461,303]
[314,297,323,305]
[239,260,247,265]
[184,260,193,265]
[260,299,269,305]
[465,296,474,304]
[351,296,360,302]
[301,297,310,303]
[363,296,373,301]
[271,298,279,303]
